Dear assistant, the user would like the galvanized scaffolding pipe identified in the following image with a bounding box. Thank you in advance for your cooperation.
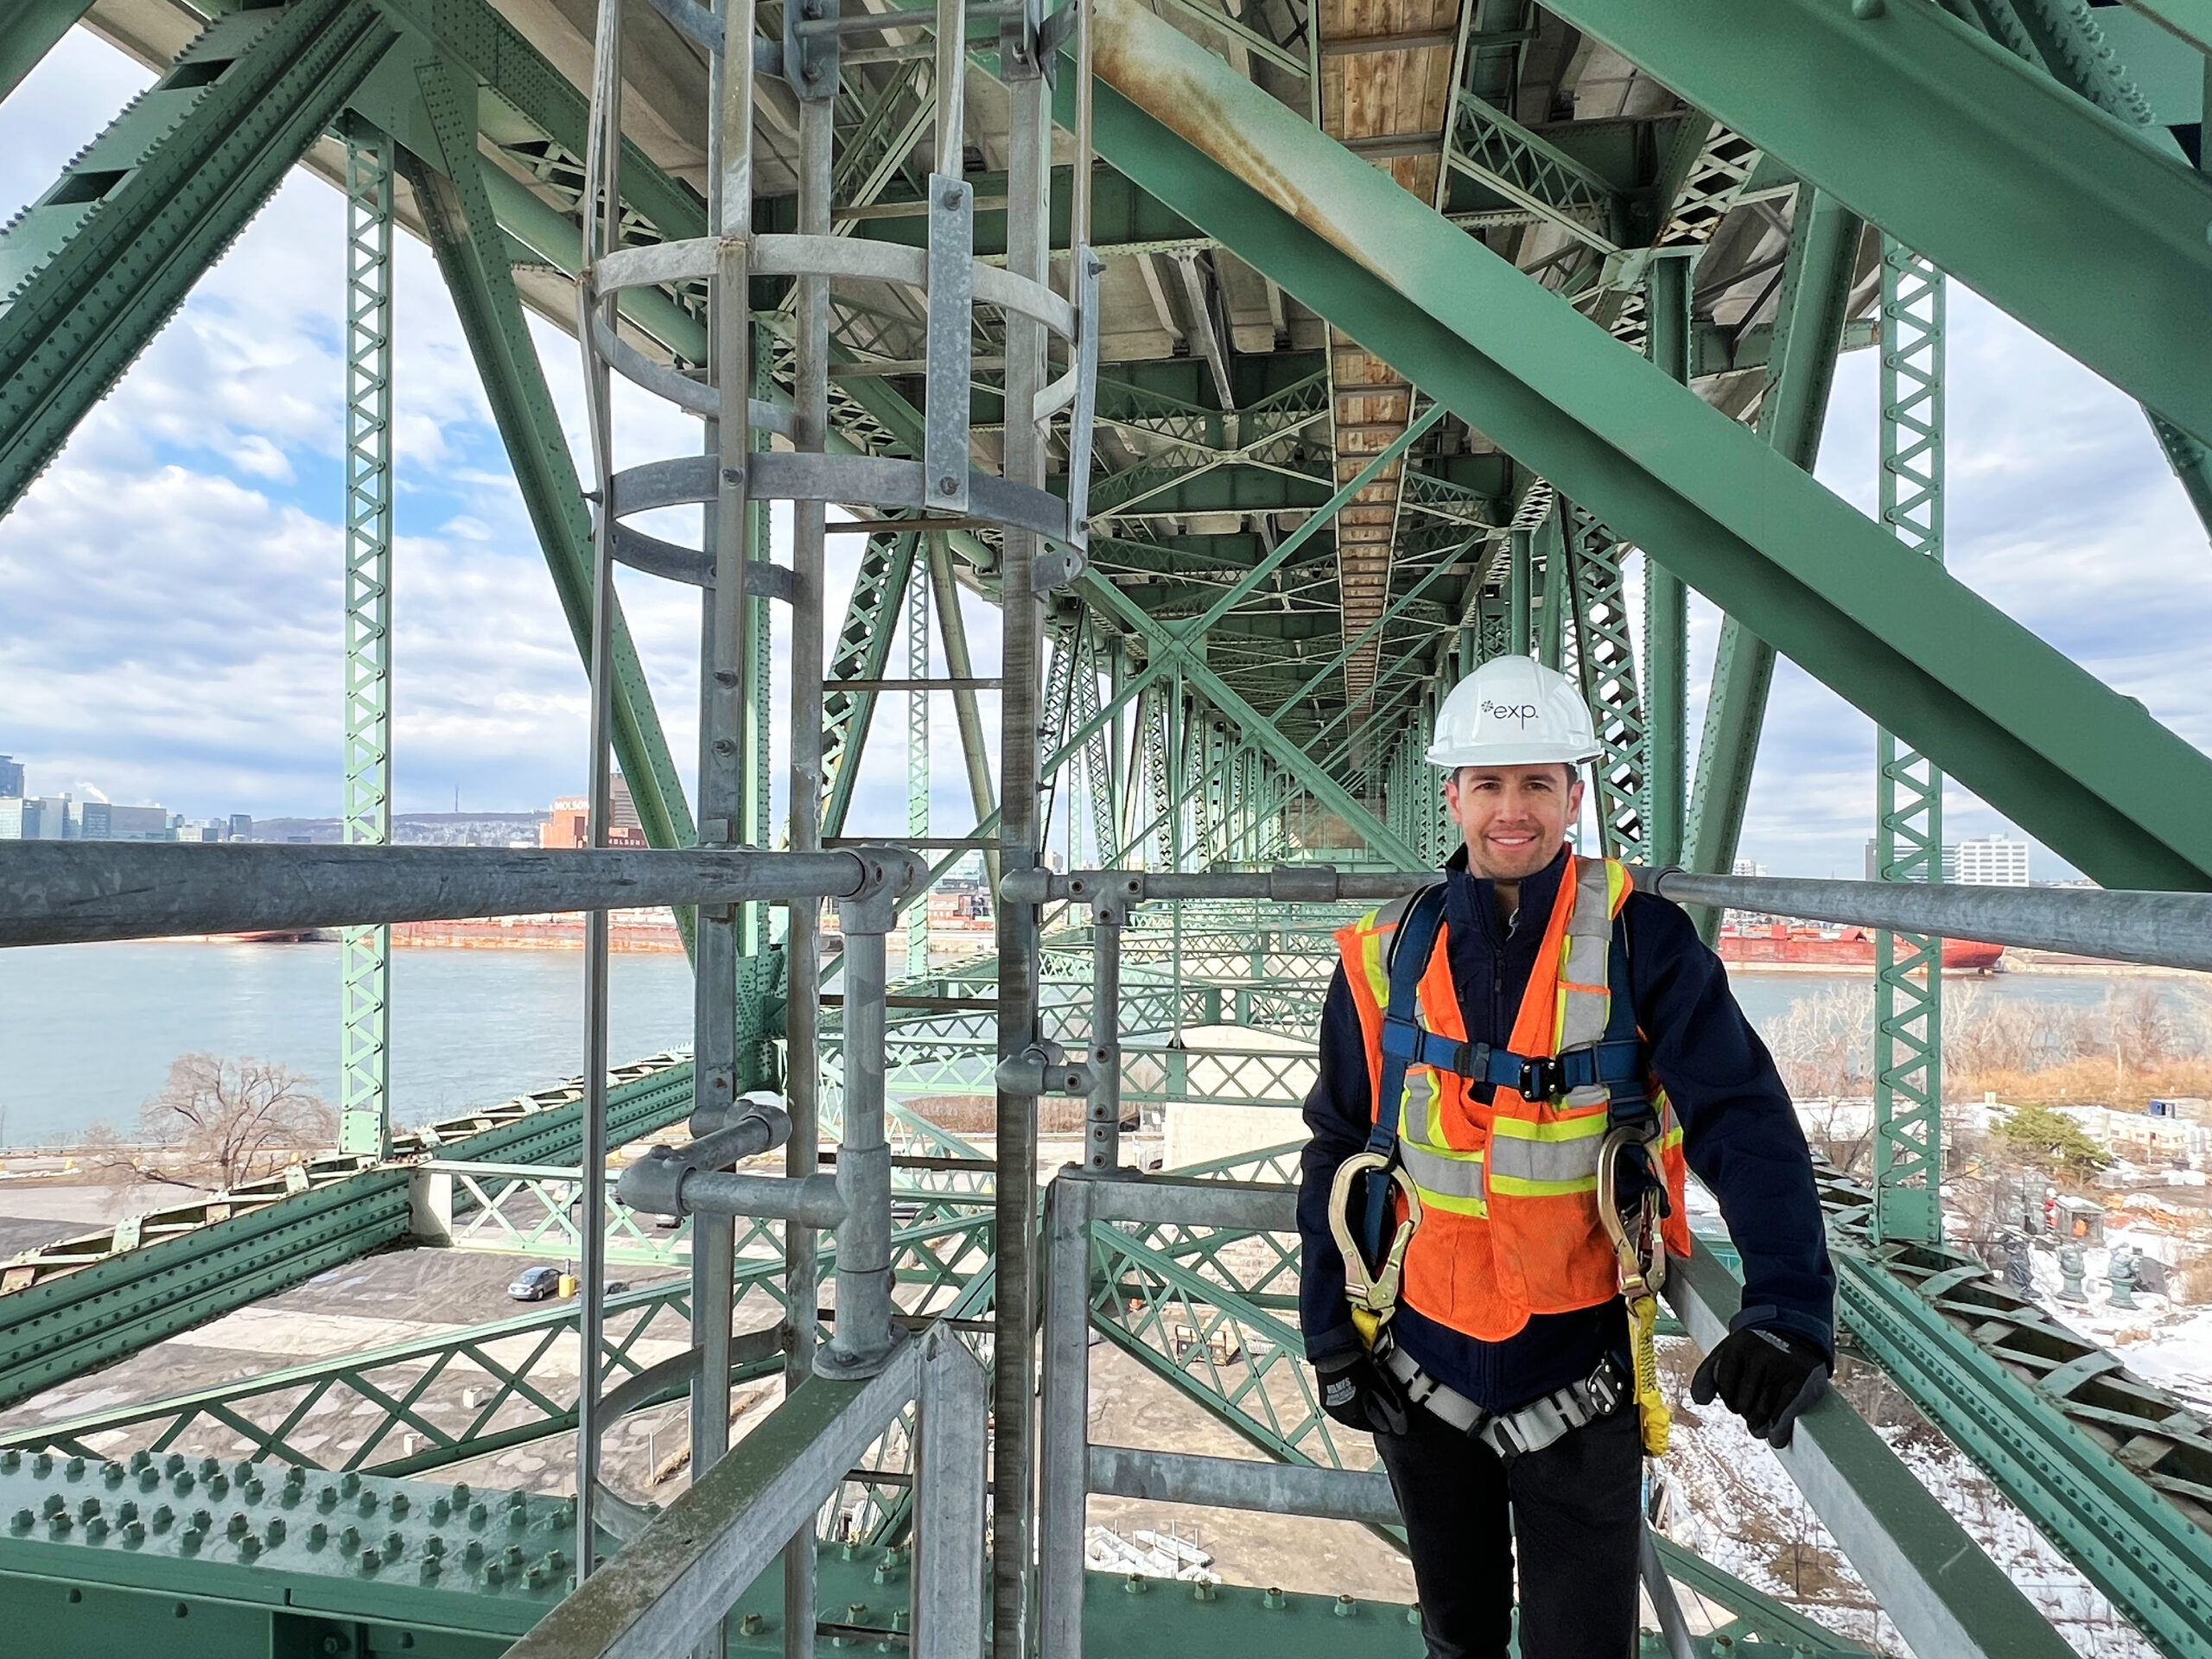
[690,0,757,1616]
[821,918,896,1375]
[0,844,879,947]
[1084,901,1123,1173]
[1036,1175,1095,1657]
[991,18,1052,1646]
[1649,869,2212,975]
[782,70,836,1656]
[575,0,628,1570]
[998,866,1431,907]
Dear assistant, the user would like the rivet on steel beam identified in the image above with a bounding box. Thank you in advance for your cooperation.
[1850,0,1884,15]
[1262,1587,1287,1610]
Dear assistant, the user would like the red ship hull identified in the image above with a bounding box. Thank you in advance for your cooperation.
[1719,925,2002,971]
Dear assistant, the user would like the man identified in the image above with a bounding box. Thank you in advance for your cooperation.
[1299,655,1835,1659]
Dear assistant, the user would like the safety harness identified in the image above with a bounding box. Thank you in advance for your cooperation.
[1327,874,1675,1458]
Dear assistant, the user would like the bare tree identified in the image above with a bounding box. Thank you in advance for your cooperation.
[1765,983,1875,1101]
[105,1054,335,1191]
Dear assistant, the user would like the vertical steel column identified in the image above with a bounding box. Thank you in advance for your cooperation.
[1643,251,1694,869]
[339,120,393,1163]
[1036,1173,1095,1658]
[1534,508,1565,673]
[1507,525,1532,657]
[992,4,1051,1638]
[785,38,834,1659]
[907,556,931,980]
[575,0,626,1575]
[1872,240,1946,1247]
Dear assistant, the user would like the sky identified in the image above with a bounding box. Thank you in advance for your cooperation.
[2,30,2206,875]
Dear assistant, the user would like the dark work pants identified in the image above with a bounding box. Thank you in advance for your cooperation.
[1372,1402,1643,1659]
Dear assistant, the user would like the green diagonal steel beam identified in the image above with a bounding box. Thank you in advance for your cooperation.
[1682,188,1861,922]
[400,59,695,859]
[0,0,92,105]
[0,0,398,519]
[1084,0,2212,892]
[1542,0,2212,446]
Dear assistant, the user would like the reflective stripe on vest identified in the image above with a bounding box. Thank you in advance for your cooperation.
[1333,853,1693,1340]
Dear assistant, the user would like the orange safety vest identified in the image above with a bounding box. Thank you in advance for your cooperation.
[1335,855,1692,1344]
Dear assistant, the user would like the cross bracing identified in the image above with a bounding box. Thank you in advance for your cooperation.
[10,0,2212,1651]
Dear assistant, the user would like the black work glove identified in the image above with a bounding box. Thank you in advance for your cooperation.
[1690,1326,1829,1449]
[1313,1350,1410,1438]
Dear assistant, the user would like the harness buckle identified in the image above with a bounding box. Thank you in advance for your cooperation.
[1516,1054,1560,1100]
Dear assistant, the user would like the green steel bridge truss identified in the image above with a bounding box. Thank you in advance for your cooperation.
[8,0,2212,1649]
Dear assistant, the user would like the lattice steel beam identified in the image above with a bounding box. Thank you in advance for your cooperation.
[1871,242,1943,1247]
[0,1058,694,1408]
[339,118,395,1162]
[1565,504,1649,861]
[907,556,931,979]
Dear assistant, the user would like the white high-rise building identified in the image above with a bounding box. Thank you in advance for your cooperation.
[1955,836,2031,887]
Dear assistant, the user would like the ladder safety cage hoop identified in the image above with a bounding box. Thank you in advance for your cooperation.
[578,227,1097,569]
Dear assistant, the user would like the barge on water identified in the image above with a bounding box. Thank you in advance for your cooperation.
[1719,921,2004,972]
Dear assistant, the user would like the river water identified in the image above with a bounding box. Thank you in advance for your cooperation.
[0,940,2202,1147]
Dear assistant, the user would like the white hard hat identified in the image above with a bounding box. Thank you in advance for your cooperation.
[1426,655,1600,769]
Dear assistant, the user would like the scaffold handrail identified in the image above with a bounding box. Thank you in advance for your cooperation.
[1009,862,2212,975]
[0,842,918,947]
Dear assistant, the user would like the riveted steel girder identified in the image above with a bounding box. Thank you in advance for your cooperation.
[1083,0,2212,891]
[0,1059,695,1410]
[0,0,398,519]
[1543,0,2212,447]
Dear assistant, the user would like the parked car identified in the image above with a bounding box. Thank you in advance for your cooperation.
[507,1265,563,1302]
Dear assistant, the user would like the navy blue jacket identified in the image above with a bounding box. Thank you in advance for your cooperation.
[1298,845,1834,1411]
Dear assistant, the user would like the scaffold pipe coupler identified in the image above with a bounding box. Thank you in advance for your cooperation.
[996,1041,1098,1097]
[616,1102,795,1216]
[686,1089,791,1144]
[835,845,932,935]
